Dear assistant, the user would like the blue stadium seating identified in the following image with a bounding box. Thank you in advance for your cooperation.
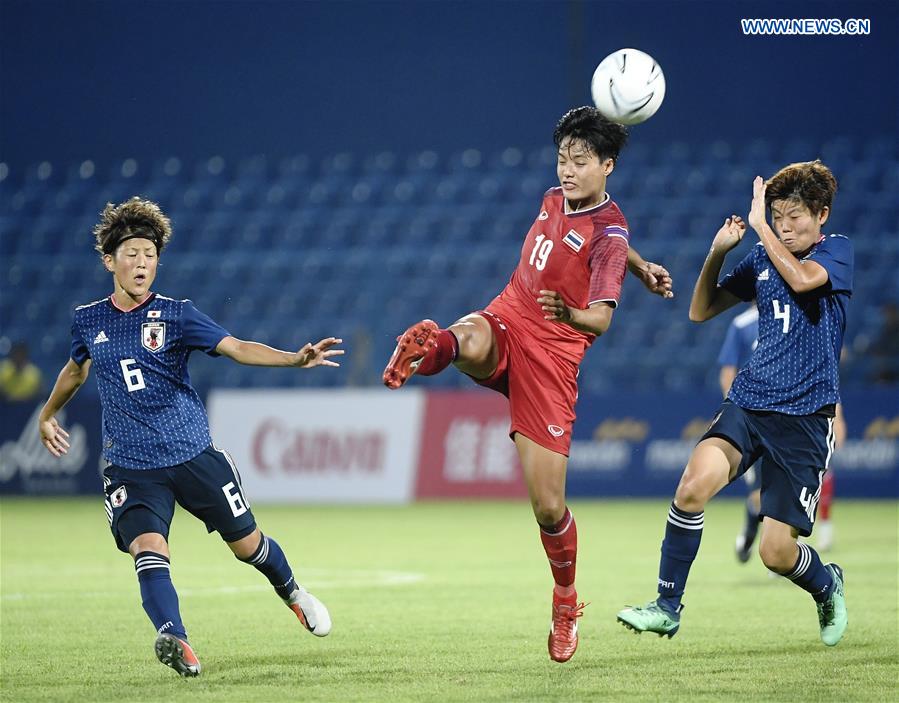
[1,136,897,393]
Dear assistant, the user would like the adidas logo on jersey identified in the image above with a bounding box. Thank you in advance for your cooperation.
[757,268,770,281]
[94,330,110,344]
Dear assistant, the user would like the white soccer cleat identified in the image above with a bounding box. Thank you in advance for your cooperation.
[286,586,332,637]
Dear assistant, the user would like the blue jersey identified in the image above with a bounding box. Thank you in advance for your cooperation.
[71,293,230,469]
[719,234,853,415]
[717,306,759,369]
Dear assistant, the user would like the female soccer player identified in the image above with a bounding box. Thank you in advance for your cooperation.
[719,306,846,562]
[382,106,674,663]
[38,198,343,677]
[618,161,851,646]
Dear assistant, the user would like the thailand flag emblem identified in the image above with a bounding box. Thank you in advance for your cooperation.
[563,229,584,252]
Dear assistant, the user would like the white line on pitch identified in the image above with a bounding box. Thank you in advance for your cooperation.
[1,569,425,601]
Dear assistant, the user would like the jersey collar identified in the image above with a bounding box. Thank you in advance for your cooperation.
[563,191,611,217]
[799,234,827,261]
[108,291,157,313]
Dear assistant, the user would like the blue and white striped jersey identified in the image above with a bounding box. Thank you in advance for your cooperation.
[719,234,853,415]
[71,293,230,469]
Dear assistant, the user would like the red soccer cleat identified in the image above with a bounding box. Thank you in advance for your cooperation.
[382,319,439,389]
[155,632,201,677]
[548,593,587,663]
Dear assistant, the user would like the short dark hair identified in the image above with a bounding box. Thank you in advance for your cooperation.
[765,160,837,217]
[93,196,172,256]
[553,106,629,162]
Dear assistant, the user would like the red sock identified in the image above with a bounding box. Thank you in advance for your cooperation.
[819,473,834,520]
[416,329,458,376]
[539,508,577,594]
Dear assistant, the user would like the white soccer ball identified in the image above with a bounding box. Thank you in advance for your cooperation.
[591,48,665,125]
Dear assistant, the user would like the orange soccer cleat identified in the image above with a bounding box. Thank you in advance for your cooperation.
[382,319,439,389]
[155,632,201,677]
[548,593,587,663]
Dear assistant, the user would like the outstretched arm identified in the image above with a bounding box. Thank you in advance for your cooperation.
[627,247,674,299]
[38,358,91,457]
[689,216,746,322]
[216,336,344,369]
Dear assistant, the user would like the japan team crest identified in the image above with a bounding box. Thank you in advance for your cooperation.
[141,322,166,352]
[111,486,127,508]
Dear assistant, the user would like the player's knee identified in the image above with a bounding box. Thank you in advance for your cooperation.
[229,528,263,561]
[531,495,566,527]
[128,532,168,558]
[673,477,709,513]
[758,537,795,573]
[450,317,491,364]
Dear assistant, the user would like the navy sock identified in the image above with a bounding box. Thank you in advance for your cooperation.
[743,497,760,545]
[239,534,297,600]
[657,502,704,614]
[134,552,187,640]
[784,542,834,603]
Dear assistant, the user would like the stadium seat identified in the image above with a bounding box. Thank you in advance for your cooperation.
[3,137,896,392]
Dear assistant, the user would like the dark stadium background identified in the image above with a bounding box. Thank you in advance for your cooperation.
[1,0,896,498]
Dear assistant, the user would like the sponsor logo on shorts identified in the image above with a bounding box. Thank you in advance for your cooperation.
[547,425,565,437]
[111,485,128,508]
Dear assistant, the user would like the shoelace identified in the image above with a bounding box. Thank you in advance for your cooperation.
[554,601,589,636]
[818,599,835,627]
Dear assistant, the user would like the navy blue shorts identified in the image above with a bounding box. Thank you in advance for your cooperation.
[102,444,257,552]
[701,401,835,537]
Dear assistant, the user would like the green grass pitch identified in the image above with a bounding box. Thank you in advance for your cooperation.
[2,498,896,702]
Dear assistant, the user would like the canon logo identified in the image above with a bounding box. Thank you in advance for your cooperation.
[251,419,385,473]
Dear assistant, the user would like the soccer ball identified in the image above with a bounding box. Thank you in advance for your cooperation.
[591,48,665,125]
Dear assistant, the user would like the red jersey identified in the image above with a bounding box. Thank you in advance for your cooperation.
[486,187,629,365]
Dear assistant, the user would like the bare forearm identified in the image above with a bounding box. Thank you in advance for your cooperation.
[754,223,807,291]
[689,247,730,321]
[39,363,86,421]
[223,339,299,367]
[567,305,613,336]
[719,366,737,397]
[627,246,646,274]
[834,403,847,448]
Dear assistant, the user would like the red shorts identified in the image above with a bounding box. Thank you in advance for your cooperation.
[467,310,578,456]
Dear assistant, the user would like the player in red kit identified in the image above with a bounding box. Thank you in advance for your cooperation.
[382,106,674,662]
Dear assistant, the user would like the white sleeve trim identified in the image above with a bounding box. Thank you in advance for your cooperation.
[588,298,618,308]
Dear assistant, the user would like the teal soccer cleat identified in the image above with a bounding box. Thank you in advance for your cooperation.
[817,563,847,646]
[617,600,681,638]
